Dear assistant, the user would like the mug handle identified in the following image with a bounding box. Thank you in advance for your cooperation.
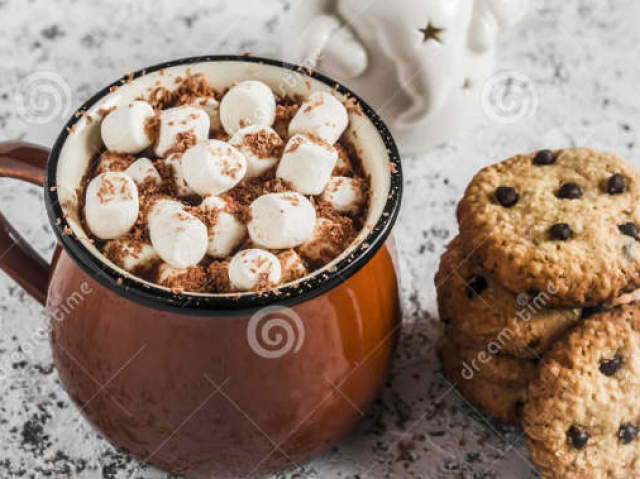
[0,141,51,305]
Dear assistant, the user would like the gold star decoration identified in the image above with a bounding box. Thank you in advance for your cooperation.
[419,22,444,43]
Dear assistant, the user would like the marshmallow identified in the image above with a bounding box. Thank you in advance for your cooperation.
[190,97,221,131]
[288,91,348,144]
[103,239,160,272]
[199,195,247,258]
[278,249,308,283]
[182,140,247,196]
[101,101,155,154]
[276,134,338,195]
[228,249,282,291]
[155,106,210,157]
[124,157,162,186]
[219,81,276,135]
[95,151,134,174]
[298,218,344,264]
[229,125,283,178]
[248,192,316,249]
[148,199,208,269]
[321,176,366,214]
[85,172,139,240]
[161,153,193,196]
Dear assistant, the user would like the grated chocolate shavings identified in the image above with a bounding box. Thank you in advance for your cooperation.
[97,106,116,117]
[242,129,284,159]
[163,130,197,156]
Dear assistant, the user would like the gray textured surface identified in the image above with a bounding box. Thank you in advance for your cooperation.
[0,0,638,477]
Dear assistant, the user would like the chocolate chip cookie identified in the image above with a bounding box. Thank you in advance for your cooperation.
[438,330,538,387]
[524,303,640,478]
[438,334,529,425]
[436,236,581,358]
[457,148,640,306]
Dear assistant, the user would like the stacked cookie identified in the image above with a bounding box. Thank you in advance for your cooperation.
[435,235,581,424]
[524,304,640,478]
[436,147,640,425]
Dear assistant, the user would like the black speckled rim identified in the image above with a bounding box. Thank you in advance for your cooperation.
[44,55,402,317]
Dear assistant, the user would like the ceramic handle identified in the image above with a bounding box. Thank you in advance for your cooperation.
[0,141,51,305]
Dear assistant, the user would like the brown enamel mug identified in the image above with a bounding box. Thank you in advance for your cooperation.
[0,56,402,478]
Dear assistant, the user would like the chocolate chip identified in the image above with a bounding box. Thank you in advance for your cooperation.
[581,304,607,319]
[533,149,556,165]
[607,173,626,194]
[549,223,573,241]
[600,353,622,376]
[567,426,589,449]
[495,186,519,207]
[557,182,583,199]
[465,275,488,298]
[619,423,638,444]
[618,222,639,240]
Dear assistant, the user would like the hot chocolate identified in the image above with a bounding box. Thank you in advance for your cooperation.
[80,71,369,293]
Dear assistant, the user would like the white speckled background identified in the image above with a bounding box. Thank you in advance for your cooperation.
[0,0,638,477]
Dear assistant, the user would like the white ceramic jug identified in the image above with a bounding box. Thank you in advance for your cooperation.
[282,0,528,153]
